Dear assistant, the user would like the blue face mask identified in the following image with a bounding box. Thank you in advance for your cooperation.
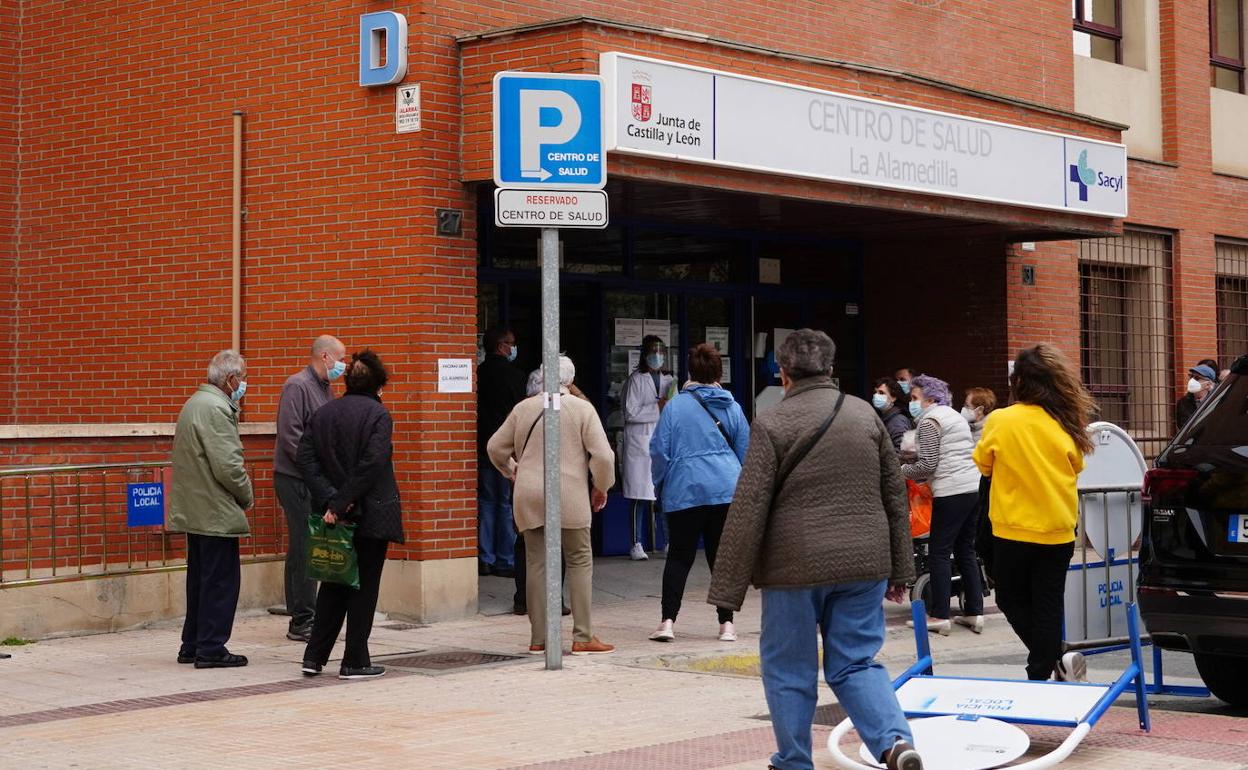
[231,380,248,403]
[507,345,518,363]
[871,393,889,410]
[899,380,912,395]
[326,359,346,381]
[646,353,665,370]
[908,400,922,419]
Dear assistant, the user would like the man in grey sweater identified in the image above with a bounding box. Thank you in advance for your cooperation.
[709,329,922,770]
[273,334,346,641]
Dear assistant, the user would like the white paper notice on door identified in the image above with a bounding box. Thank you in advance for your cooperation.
[627,350,641,372]
[615,318,643,347]
[720,357,732,384]
[774,328,794,353]
[705,326,729,353]
[437,359,473,393]
[643,318,671,345]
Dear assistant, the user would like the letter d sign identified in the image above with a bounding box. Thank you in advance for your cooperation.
[359,12,408,87]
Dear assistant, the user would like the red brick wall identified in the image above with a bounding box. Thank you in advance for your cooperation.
[865,238,1011,403]
[9,2,478,560]
[0,0,17,423]
[437,1,1075,109]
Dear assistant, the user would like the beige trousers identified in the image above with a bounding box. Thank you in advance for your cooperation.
[524,526,593,645]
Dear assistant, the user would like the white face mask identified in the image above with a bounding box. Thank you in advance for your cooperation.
[961,406,979,423]
[1187,378,1203,395]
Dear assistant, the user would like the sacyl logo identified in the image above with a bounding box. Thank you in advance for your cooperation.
[631,71,652,122]
[1069,149,1123,202]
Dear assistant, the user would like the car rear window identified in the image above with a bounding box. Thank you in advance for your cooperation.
[1171,373,1248,449]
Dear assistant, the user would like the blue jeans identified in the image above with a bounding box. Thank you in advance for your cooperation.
[760,580,912,769]
[630,499,666,549]
[477,461,516,570]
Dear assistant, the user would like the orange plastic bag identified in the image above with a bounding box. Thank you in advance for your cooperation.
[908,480,933,538]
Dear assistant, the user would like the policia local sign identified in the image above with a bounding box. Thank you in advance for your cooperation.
[600,52,1128,218]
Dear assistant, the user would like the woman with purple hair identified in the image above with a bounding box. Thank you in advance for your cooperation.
[901,374,985,635]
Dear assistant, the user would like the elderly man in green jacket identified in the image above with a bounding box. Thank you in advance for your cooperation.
[170,350,254,669]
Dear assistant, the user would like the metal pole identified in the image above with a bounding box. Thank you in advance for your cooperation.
[540,226,563,671]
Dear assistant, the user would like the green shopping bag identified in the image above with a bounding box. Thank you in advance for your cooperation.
[306,515,360,589]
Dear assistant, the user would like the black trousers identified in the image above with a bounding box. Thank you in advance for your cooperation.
[274,472,318,628]
[304,537,389,669]
[662,504,733,624]
[928,491,984,619]
[513,529,565,609]
[180,534,242,658]
[993,537,1075,680]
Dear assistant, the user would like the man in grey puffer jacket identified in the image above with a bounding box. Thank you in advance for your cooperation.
[708,329,921,770]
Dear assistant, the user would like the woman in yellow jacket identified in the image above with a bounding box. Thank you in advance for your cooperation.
[972,344,1095,683]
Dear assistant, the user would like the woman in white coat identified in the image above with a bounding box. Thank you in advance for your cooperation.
[622,335,674,560]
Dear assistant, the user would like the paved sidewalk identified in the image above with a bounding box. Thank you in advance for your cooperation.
[1,557,1244,769]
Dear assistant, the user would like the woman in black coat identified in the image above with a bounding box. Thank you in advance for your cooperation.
[871,377,913,453]
[296,349,404,680]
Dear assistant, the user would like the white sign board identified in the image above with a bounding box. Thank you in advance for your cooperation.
[643,319,671,345]
[615,318,644,346]
[602,52,1128,218]
[396,84,421,133]
[1065,557,1135,642]
[856,716,1030,770]
[494,189,609,229]
[896,676,1106,725]
[705,326,729,353]
[437,358,473,393]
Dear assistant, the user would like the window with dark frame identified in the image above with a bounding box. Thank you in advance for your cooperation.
[1078,230,1175,460]
[1073,0,1123,64]
[1216,240,1248,370]
[1211,0,1246,92]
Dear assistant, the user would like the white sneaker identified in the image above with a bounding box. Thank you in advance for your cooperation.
[953,615,984,634]
[649,619,675,642]
[1055,651,1088,682]
[718,621,737,642]
[905,617,951,636]
[629,543,649,561]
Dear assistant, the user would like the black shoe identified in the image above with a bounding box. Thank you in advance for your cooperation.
[194,652,248,669]
[478,561,493,576]
[286,623,312,642]
[561,604,572,616]
[885,740,923,770]
[301,660,323,676]
[177,650,196,664]
[493,566,516,579]
[339,665,385,680]
[513,603,527,615]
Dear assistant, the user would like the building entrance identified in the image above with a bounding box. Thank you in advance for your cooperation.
[475,181,864,571]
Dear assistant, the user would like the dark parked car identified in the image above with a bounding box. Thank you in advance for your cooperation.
[1139,354,1248,705]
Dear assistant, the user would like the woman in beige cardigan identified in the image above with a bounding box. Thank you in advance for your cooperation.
[488,355,616,656]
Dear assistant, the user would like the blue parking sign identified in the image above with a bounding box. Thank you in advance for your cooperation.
[493,72,606,190]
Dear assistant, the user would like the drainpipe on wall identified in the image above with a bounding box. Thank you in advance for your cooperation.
[231,110,244,354]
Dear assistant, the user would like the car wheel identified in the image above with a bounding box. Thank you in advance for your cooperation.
[1194,652,1248,706]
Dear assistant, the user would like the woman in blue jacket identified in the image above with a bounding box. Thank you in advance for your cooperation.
[648,343,750,642]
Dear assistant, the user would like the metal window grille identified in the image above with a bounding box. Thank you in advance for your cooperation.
[1216,239,1248,368]
[1079,229,1174,459]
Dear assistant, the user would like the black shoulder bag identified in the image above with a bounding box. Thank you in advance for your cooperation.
[685,389,734,451]
[771,392,846,503]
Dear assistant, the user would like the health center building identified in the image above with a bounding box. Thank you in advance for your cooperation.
[0,0,1245,632]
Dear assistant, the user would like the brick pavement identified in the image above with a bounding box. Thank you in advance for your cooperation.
[0,562,1243,770]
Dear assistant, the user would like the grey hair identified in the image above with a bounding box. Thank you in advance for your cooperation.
[538,355,576,388]
[776,329,836,380]
[207,349,246,387]
[311,334,343,357]
[525,368,543,397]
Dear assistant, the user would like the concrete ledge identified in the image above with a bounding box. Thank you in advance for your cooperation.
[0,422,277,440]
[0,561,284,639]
[378,557,478,622]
